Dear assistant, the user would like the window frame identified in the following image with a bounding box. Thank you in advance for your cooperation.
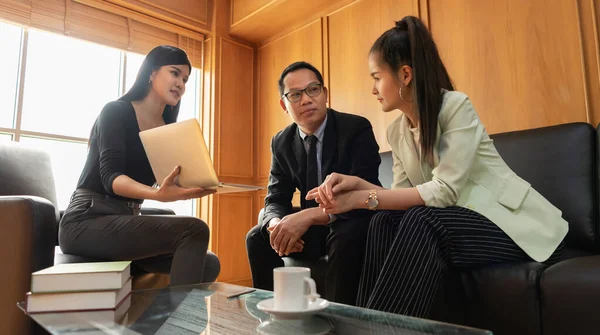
[0,23,201,216]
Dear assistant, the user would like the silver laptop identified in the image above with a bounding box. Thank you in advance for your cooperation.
[139,118,264,194]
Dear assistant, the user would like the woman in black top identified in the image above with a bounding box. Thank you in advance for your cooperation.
[59,45,216,286]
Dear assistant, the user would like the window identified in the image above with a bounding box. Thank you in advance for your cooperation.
[0,22,23,129]
[19,137,88,206]
[177,65,200,123]
[1,23,201,216]
[21,30,122,138]
[124,52,145,93]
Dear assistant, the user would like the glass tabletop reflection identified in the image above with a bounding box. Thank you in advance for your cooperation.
[19,282,492,335]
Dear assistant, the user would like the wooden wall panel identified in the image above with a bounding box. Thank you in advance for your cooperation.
[578,0,600,126]
[255,190,267,222]
[218,38,254,181]
[202,38,213,157]
[256,20,323,184]
[328,0,417,152]
[199,38,213,246]
[231,0,270,25]
[230,0,355,43]
[214,193,254,283]
[106,0,208,26]
[204,0,257,285]
[429,0,588,134]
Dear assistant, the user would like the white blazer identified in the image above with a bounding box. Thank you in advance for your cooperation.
[387,90,568,262]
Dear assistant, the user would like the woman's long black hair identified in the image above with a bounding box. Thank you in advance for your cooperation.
[120,45,191,124]
[371,16,454,166]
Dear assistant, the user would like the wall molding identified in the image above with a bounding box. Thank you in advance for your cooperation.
[217,37,255,179]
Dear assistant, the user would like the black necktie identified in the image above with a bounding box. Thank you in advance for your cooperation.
[305,135,319,208]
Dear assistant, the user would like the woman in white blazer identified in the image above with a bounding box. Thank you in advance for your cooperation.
[306,16,568,317]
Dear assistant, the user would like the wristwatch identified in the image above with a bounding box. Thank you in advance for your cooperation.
[365,189,379,210]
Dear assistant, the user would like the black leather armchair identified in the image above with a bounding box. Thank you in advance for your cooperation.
[1,143,58,334]
[0,141,221,334]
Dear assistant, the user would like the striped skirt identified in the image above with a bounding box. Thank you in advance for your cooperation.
[357,206,563,318]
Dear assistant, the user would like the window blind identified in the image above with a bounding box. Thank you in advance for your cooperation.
[0,0,204,67]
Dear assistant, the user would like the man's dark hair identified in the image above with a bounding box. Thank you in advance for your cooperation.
[277,61,324,96]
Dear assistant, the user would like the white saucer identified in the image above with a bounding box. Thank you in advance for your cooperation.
[256,298,329,319]
[256,318,333,335]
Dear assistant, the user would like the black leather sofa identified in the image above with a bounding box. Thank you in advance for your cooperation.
[259,122,600,335]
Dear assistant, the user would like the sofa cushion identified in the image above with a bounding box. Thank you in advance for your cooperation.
[55,246,221,282]
[54,246,104,264]
[379,151,394,189]
[432,262,548,335]
[540,255,600,335]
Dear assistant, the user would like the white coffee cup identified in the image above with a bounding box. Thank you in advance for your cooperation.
[273,267,319,311]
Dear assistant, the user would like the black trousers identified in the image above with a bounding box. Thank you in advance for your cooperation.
[59,189,212,286]
[246,214,371,306]
[357,206,564,318]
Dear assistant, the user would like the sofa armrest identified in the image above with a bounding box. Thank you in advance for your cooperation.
[0,196,57,271]
[140,207,176,215]
[0,196,57,335]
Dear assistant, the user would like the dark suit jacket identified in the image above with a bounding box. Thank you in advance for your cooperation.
[262,108,381,230]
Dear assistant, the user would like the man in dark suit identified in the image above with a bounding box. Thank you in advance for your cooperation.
[246,61,381,305]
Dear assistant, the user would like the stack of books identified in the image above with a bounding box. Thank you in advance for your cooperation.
[24,261,132,315]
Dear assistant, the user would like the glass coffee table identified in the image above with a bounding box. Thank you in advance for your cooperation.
[19,282,492,334]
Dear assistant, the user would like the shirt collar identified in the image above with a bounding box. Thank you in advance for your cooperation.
[298,114,328,142]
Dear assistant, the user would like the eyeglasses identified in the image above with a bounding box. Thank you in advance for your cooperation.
[282,83,323,103]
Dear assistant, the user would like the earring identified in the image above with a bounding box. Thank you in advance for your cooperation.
[399,84,413,103]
